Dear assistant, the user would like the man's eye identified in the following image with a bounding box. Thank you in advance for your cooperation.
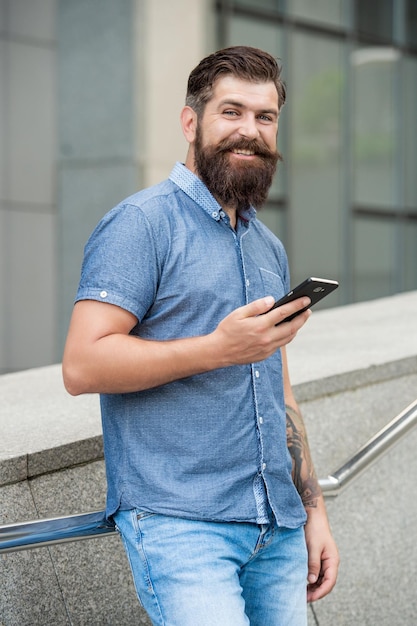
[258,114,273,122]
[224,110,239,116]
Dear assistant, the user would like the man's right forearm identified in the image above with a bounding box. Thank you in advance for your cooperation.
[62,295,310,396]
[63,332,224,396]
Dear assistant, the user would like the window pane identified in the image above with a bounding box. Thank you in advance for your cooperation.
[289,33,344,289]
[355,0,393,41]
[404,56,417,210]
[352,46,397,208]
[353,217,395,300]
[288,0,347,29]
[406,0,417,47]
[234,0,282,12]
[404,221,417,290]
[228,17,283,65]
[228,16,285,200]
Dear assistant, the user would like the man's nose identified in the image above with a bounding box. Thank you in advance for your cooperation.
[237,114,259,139]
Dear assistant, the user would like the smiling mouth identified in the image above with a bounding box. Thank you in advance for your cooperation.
[231,149,256,156]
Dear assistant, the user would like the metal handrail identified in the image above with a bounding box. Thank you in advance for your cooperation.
[319,398,417,496]
[0,510,115,554]
[1,399,416,554]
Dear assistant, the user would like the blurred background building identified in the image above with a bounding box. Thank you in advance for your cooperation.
[1,0,416,374]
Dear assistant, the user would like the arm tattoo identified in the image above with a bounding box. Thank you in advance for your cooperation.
[286,404,321,508]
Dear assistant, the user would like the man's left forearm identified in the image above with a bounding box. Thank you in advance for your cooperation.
[285,403,321,508]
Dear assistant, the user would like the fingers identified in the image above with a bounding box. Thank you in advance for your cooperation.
[306,544,322,591]
[307,555,339,602]
[213,295,311,368]
[238,295,312,327]
[267,296,311,326]
[235,295,276,318]
[304,510,339,603]
[305,532,339,603]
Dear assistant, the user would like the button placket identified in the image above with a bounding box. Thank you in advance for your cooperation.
[252,364,268,479]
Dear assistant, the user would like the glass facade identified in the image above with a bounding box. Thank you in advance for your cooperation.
[217,0,417,306]
[1,0,416,374]
[288,0,347,29]
[352,46,397,209]
[355,0,393,41]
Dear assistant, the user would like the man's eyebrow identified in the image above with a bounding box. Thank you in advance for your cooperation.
[218,99,245,109]
[218,99,279,117]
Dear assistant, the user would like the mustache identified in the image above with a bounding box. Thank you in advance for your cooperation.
[214,137,282,161]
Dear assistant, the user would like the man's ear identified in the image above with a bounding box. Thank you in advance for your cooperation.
[181,106,198,143]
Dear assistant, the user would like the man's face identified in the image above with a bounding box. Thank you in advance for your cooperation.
[192,76,281,211]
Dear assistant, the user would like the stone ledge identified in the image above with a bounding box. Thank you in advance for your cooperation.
[0,437,104,488]
[0,364,102,486]
[286,290,417,385]
[293,355,417,402]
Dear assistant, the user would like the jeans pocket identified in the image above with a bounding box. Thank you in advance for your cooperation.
[135,509,156,521]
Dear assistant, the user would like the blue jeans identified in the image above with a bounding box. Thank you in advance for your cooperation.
[114,509,308,626]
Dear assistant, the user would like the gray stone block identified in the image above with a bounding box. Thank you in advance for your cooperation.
[311,427,417,626]
[302,374,417,626]
[1,463,150,625]
[0,483,71,626]
[299,373,417,478]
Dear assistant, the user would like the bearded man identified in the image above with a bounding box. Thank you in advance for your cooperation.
[63,46,339,626]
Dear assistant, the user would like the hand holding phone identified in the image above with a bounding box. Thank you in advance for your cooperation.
[267,277,339,325]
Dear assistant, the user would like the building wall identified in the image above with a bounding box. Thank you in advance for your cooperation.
[0,0,57,374]
[56,0,213,348]
[56,0,139,349]
[222,0,417,303]
[0,0,416,374]
[0,0,213,374]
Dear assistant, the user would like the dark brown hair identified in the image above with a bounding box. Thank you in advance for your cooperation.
[186,46,286,116]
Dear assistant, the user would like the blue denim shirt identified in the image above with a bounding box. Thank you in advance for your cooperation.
[76,162,306,529]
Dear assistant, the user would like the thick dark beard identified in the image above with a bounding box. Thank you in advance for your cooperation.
[194,124,281,211]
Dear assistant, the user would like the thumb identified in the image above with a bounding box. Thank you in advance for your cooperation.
[307,548,321,584]
[240,296,275,318]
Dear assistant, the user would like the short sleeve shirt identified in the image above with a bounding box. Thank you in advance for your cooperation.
[75,162,306,528]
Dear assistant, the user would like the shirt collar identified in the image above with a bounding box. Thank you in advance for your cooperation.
[169,162,256,224]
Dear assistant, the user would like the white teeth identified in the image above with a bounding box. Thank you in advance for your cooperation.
[232,149,255,155]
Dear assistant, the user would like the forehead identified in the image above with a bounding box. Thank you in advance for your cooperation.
[209,75,279,110]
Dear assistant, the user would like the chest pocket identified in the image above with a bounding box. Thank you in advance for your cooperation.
[259,267,286,302]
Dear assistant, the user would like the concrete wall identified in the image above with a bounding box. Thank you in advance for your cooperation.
[0,0,58,374]
[1,293,417,625]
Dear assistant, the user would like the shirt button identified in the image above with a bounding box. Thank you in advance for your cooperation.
[211,211,219,219]
[246,279,250,287]
[262,462,267,471]
[100,290,108,298]
[255,370,260,378]
[259,416,264,424]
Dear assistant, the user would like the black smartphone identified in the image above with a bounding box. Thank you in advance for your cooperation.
[267,277,339,324]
